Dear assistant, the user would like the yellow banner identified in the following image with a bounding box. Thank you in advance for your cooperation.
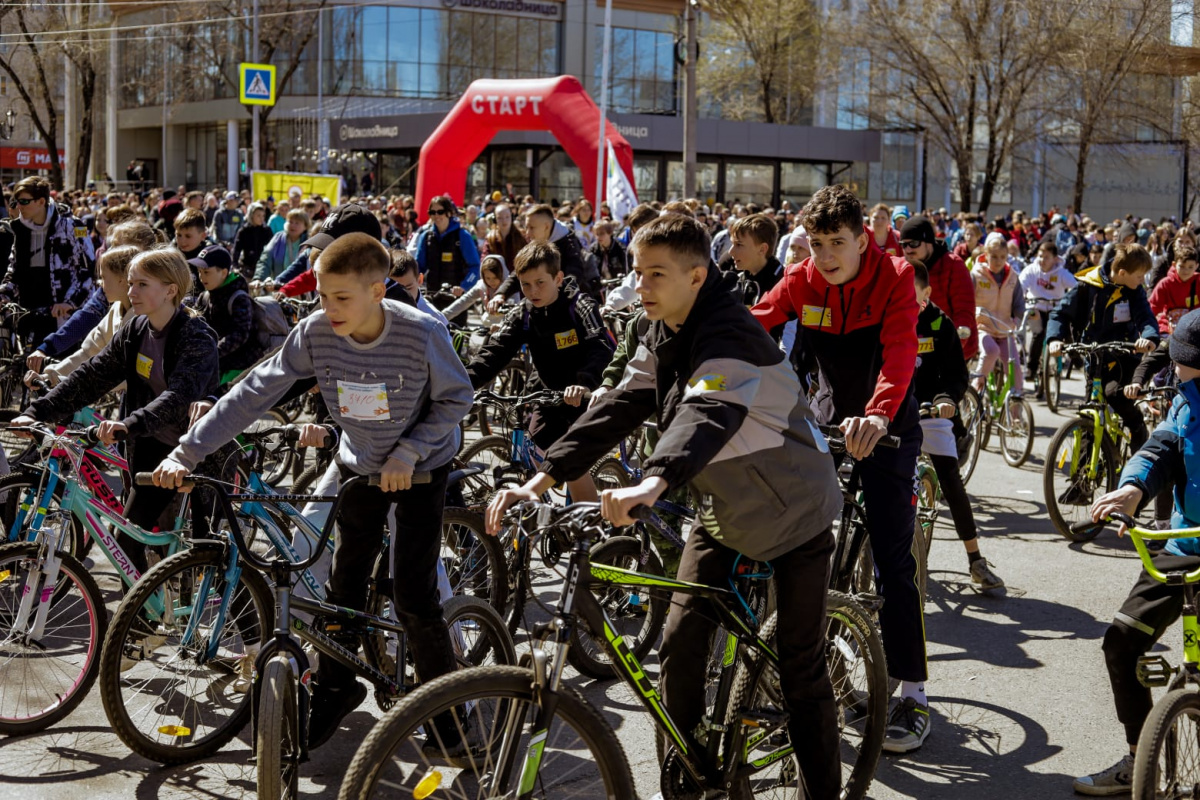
[250,171,342,206]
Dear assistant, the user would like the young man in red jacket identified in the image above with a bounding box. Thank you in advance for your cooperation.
[1149,245,1199,335]
[901,215,978,361]
[752,184,931,754]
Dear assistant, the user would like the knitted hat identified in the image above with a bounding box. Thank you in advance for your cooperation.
[1171,309,1200,370]
[891,205,911,225]
[900,215,936,245]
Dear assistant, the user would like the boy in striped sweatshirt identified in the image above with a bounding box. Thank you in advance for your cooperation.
[153,232,473,749]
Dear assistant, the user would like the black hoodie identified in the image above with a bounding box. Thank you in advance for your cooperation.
[196,272,266,372]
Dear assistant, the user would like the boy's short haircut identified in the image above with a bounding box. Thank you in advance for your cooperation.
[314,232,389,281]
[174,207,206,232]
[514,240,561,276]
[594,220,614,236]
[629,214,711,268]
[1176,245,1199,266]
[800,185,865,237]
[1112,243,1153,275]
[869,202,892,217]
[185,191,204,204]
[728,213,779,251]
[389,248,418,279]
[525,204,555,224]
[1038,241,1059,256]
[911,262,930,288]
[12,176,50,202]
[624,203,661,233]
[661,200,694,218]
[285,208,310,226]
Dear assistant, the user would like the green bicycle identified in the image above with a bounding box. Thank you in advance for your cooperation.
[1078,513,1200,799]
[1043,342,1140,542]
[963,325,1035,468]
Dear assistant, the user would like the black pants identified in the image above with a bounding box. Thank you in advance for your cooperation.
[1103,354,1149,451]
[659,527,840,800]
[1026,309,1048,379]
[855,426,927,682]
[320,463,456,692]
[123,437,179,575]
[1104,553,1200,744]
[929,453,978,543]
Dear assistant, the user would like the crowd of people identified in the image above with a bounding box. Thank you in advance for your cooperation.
[8,168,1200,797]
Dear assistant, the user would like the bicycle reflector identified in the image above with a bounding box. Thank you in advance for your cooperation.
[414,769,443,799]
[158,725,192,737]
[0,570,8,583]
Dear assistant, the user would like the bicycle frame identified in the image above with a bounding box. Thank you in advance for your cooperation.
[506,520,781,796]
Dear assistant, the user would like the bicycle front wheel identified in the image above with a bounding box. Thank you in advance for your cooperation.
[338,665,634,800]
[442,507,508,613]
[999,395,1035,467]
[98,543,274,765]
[1041,350,1062,413]
[958,388,983,486]
[0,541,107,734]
[257,655,301,800]
[1043,418,1118,542]
[1133,688,1200,800]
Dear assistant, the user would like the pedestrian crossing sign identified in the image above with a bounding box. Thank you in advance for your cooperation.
[239,63,276,106]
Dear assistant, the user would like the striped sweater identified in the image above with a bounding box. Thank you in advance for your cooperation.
[171,298,472,474]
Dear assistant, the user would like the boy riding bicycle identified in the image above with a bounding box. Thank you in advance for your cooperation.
[1074,309,1200,795]
[1019,240,1077,390]
[1047,243,1159,451]
[485,214,844,799]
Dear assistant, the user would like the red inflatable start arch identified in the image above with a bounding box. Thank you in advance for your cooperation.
[415,76,636,222]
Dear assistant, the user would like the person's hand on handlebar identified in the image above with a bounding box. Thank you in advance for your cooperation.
[298,423,330,448]
[839,414,890,460]
[1135,337,1156,354]
[7,413,36,438]
[588,386,610,408]
[563,385,590,407]
[934,401,956,419]
[22,369,46,389]
[1048,340,1063,356]
[188,400,214,429]
[152,457,193,492]
[1091,484,1143,537]
[601,477,666,527]
[96,420,127,446]
[486,472,557,535]
[486,295,505,315]
[25,350,45,373]
[1123,383,1143,400]
[379,455,415,493]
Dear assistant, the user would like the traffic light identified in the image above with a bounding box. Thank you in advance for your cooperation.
[238,148,249,176]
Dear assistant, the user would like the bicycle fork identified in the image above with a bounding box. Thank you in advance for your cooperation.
[11,515,69,641]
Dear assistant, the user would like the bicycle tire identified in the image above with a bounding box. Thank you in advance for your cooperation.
[958,387,983,486]
[590,457,632,491]
[0,541,107,734]
[441,507,508,613]
[567,535,668,680]
[999,396,1035,467]
[727,592,887,800]
[289,461,323,495]
[458,434,521,508]
[1043,418,1118,542]
[336,664,635,800]
[1132,687,1200,800]
[98,543,274,765]
[0,409,38,468]
[0,470,90,562]
[916,465,938,558]
[1041,349,1062,414]
[257,655,301,799]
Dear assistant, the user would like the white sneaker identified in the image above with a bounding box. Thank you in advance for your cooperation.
[882,697,930,754]
[1072,753,1134,796]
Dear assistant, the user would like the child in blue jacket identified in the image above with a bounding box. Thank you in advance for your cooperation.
[1074,308,1200,795]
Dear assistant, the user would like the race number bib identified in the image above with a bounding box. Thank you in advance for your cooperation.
[1112,301,1131,324]
[801,305,832,328]
[554,330,579,349]
[337,380,390,421]
[441,252,454,262]
[136,354,152,380]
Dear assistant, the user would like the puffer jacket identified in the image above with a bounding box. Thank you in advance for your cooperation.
[3,202,95,310]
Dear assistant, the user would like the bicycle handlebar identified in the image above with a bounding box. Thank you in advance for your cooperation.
[474,388,565,407]
[1073,513,1200,584]
[817,423,900,452]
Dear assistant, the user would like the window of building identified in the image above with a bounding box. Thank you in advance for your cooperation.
[880,131,916,201]
[631,157,659,202]
[666,160,718,202]
[538,150,584,205]
[836,47,871,130]
[780,162,827,207]
[724,162,774,206]
[949,150,1012,207]
[594,26,677,114]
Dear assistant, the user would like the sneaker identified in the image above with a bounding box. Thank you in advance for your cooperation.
[970,558,1005,591]
[232,644,259,694]
[307,681,368,750]
[882,697,930,754]
[119,631,168,672]
[1072,753,1134,796]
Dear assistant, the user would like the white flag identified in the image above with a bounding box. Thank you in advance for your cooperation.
[606,141,638,224]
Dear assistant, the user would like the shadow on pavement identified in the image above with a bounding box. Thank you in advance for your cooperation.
[922,572,1109,668]
[869,695,1073,800]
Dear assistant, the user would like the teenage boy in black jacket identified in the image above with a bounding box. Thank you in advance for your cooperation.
[912,263,1004,590]
[189,245,265,384]
[721,212,783,306]
[466,240,613,502]
[485,215,844,800]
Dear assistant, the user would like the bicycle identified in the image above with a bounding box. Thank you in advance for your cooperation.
[967,320,1036,467]
[1043,341,1141,542]
[98,472,516,774]
[1074,513,1200,799]
[338,501,887,800]
[0,422,194,735]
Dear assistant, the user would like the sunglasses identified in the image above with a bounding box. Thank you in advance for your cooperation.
[900,240,924,250]
[9,197,35,208]
[428,208,447,216]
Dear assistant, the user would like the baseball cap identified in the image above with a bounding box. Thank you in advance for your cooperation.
[301,203,382,250]
[187,245,233,271]
[224,191,238,201]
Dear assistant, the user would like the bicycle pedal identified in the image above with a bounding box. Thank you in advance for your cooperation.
[737,707,787,729]
[1137,655,1177,688]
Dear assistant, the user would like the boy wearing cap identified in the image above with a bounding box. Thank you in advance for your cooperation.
[1075,309,1200,795]
[211,192,244,249]
[191,245,265,384]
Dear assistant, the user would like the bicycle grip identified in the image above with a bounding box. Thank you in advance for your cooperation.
[1070,519,1106,536]
[368,472,432,488]
[134,472,194,488]
[629,505,653,522]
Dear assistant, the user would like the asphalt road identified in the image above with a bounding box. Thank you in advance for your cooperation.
[0,372,1169,799]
